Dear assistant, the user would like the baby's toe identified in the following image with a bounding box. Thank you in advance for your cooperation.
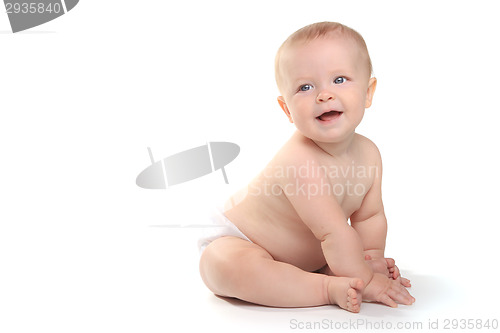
[347,289,359,304]
[346,297,361,313]
[348,302,361,313]
[349,278,364,291]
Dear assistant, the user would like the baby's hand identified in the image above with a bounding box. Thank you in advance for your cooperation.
[365,255,411,287]
[363,273,415,308]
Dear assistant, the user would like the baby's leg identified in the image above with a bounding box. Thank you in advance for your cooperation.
[199,236,364,312]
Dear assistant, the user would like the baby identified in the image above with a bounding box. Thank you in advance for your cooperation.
[199,22,415,313]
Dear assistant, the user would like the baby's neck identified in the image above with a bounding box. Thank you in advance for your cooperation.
[310,132,356,159]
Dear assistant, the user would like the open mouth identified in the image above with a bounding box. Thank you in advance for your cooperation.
[316,110,343,122]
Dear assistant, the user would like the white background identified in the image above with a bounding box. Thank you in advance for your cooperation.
[1,1,499,332]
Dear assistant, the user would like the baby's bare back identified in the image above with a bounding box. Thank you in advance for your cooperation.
[224,131,378,272]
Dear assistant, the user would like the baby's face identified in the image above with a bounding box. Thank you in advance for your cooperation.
[278,36,376,144]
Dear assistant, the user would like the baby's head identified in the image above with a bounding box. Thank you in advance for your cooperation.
[275,22,377,144]
[275,22,373,94]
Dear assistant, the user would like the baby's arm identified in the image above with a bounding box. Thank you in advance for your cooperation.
[350,144,410,286]
[349,145,387,261]
[280,157,373,286]
[278,146,412,307]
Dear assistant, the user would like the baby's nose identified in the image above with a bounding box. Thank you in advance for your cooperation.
[316,91,335,103]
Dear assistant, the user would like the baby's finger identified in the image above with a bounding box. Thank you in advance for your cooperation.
[391,265,401,279]
[385,258,395,268]
[378,294,398,308]
[388,286,414,305]
[400,277,411,287]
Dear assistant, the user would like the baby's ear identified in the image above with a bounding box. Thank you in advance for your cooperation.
[365,77,377,108]
[277,96,293,123]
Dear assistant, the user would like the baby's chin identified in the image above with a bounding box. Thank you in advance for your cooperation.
[307,126,356,144]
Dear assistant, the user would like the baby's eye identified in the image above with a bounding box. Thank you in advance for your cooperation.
[299,84,313,92]
[334,77,347,84]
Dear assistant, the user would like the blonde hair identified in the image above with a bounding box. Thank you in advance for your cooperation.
[275,22,373,92]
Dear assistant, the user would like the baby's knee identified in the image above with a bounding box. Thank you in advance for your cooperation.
[199,238,247,293]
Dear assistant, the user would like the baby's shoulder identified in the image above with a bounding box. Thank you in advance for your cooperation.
[270,133,319,169]
[354,133,382,163]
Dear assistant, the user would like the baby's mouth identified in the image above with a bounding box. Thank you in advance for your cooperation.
[317,110,343,121]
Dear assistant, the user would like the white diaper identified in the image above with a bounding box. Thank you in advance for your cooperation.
[197,205,252,254]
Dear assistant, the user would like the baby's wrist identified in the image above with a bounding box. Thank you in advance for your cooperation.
[360,262,375,287]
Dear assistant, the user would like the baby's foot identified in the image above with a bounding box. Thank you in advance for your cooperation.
[326,276,364,313]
